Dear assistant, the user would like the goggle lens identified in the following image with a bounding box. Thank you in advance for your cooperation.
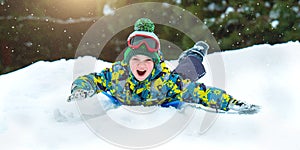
[128,35,160,52]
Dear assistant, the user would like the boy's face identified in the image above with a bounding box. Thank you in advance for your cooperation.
[129,55,154,81]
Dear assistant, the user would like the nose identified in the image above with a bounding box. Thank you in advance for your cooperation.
[137,62,146,69]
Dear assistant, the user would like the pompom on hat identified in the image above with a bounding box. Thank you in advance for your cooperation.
[123,18,161,64]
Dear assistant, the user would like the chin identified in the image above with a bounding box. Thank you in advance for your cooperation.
[136,76,147,81]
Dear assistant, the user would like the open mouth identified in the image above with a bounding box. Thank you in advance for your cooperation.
[137,70,146,76]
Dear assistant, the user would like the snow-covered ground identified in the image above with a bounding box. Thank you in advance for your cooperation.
[0,41,300,150]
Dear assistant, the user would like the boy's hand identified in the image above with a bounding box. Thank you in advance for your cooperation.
[67,89,95,102]
[68,76,97,102]
[67,89,119,111]
[228,100,261,114]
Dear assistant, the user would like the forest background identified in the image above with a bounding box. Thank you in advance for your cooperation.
[1,0,299,74]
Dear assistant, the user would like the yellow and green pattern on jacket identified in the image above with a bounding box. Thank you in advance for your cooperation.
[72,61,234,111]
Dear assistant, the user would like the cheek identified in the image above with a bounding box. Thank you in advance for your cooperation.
[129,60,137,70]
[147,62,154,70]
[129,63,136,72]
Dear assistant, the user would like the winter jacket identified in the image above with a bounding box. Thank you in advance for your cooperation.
[72,60,236,111]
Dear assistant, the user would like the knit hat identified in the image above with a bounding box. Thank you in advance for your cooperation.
[123,18,161,64]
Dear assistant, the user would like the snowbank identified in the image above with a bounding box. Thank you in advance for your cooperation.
[0,41,300,150]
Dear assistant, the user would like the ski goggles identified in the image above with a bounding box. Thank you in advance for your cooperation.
[127,34,160,53]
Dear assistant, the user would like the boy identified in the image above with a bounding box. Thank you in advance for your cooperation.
[69,18,259,114]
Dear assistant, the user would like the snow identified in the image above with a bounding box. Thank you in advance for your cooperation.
[103,4,115,16]
[1,41,300,149]
[271,20,279,28]
[270,9,280,19]
[225,7,234,15]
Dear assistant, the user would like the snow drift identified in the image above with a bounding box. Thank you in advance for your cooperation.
[0,41,300,150]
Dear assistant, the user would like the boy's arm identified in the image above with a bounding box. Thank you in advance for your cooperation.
[181,80,260,114]
[68,68,111,102]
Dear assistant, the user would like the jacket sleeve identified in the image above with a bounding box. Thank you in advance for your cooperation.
[71,68,112,94]
[180,79,236,111]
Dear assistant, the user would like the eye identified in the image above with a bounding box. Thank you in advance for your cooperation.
[146,59,152,62]
[131,57,139,61]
